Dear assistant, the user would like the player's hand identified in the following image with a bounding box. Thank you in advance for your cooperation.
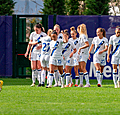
[69,52,73,58]
[107,56,110,63]
[88,54,91,60]
[63,56,65,60]
[24,52,28,58]
[36,45,42,50]
[78,48,81,54]
[99,51,103,54]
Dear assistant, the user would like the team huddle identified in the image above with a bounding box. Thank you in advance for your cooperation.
[24,23,120,88]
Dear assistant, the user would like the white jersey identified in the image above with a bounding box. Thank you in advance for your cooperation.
[29,31,47,53]
[58,33,63,39]
[40,36,51,55]
[79,34,89,55]
[109,35,120,56]
[92,36,108,57]
[62,40,75,58]
[50,39,64,58]
[69,37,80,58]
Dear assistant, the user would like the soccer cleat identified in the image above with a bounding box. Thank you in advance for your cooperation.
[84,84,90,87]
[78,84,83,87]
[31,83,35,87]
[47,85,52,88]
[74,84,78,87]
[58,81,61,87]
[37,84,41,87]
[53,83,58,87]
[115,84,118,88]
[65,85,69,87]
[0,80,3,92]
[61,85,65,88]
[97,84,101,87]
[69,82,73,87]
[117,81,120,88]
[41,83,45,87]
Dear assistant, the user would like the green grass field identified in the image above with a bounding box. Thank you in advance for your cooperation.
[0,78,120,115]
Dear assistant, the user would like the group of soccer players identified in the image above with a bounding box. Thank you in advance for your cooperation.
[25,23,120,88]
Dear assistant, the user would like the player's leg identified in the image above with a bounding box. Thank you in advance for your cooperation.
[118,63,120,88]
[31,61,37,86]
[94,63,101,87]
[78,62,83,87]
[74,65,79,87]
[112,64,118,88]
[37,60,42,86]
[100,66,104,86]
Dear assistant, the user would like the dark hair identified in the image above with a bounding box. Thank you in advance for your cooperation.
[35,23,43,32]
[98,28,106,37]
[51,30,57,35]
[63,29,69,36]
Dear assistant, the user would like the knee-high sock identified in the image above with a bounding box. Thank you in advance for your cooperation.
[100,73,103,84]
[118,69,120,81]
[70,74,72,84]
[96,71,100,84]
[75,76,79,85]
[84,72,90,85]
[61,73,65,85]
[41,70,46,84]
[54,70,58,84]
[32,69,36,84]
[49,73,54,86]
[79,72,83,84]
[47,71,50,85]
[66,73,70,85]
[113,72,117,85]
[38,69,41,84]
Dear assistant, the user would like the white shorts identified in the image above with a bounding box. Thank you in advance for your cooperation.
[78,54,89,63]
[63,57,74,69]
[73,57,79,66]
[31,52,41,61]
[49,56,63,66]
[111,54,120,65]
[93,55,106,66]
[40,55,50,68]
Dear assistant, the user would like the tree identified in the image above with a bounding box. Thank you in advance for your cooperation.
[83,0,110,15]
[42,0,66,15]
[0,0,16,15]
[109,0,120,15]
[66,0,80,15]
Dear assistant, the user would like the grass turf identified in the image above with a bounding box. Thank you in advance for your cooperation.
[0,78,120,115]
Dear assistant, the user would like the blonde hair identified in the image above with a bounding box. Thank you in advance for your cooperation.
[47,29,53,37]
[54,24,60,29]
[70,26,77,33]
[77,24,88,38]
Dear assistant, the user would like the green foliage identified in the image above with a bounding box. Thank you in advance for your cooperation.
[0,0,16,15]
[83,0,110,15]
[42,0,66,15]
[66,0,80,15]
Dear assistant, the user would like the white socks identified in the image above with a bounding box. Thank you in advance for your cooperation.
[54,70,58,84]
[75,76,79,85]
[41,70,46,84]
[66,73,70,85]
[32,69,36,84]
[38,69,41,84]
[84,72,90,85]
[113,72,117,85]
[49,73,54,86]
[79,72,83,84]
[96,71,100,84]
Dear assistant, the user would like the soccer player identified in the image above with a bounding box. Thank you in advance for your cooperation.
[53,24,63,87]
[89,28,108,87]
[29,29,52,87]
[107,27,120,88]
[69,26,80,87]
[46,30,67,88]
[0,80,3,91]
[62,30,77,87]
[77,24,90,87]
[25,23,47,87]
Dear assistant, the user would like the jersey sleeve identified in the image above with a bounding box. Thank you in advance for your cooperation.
[83,35,88,43]
[105,38,108,46]
[92,37,95,44]
[29,32,34,41]
[109,36,113,45]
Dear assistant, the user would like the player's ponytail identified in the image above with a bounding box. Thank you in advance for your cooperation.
[98,28,106,37]
[70,26,77,33]
[47,29,53,37]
